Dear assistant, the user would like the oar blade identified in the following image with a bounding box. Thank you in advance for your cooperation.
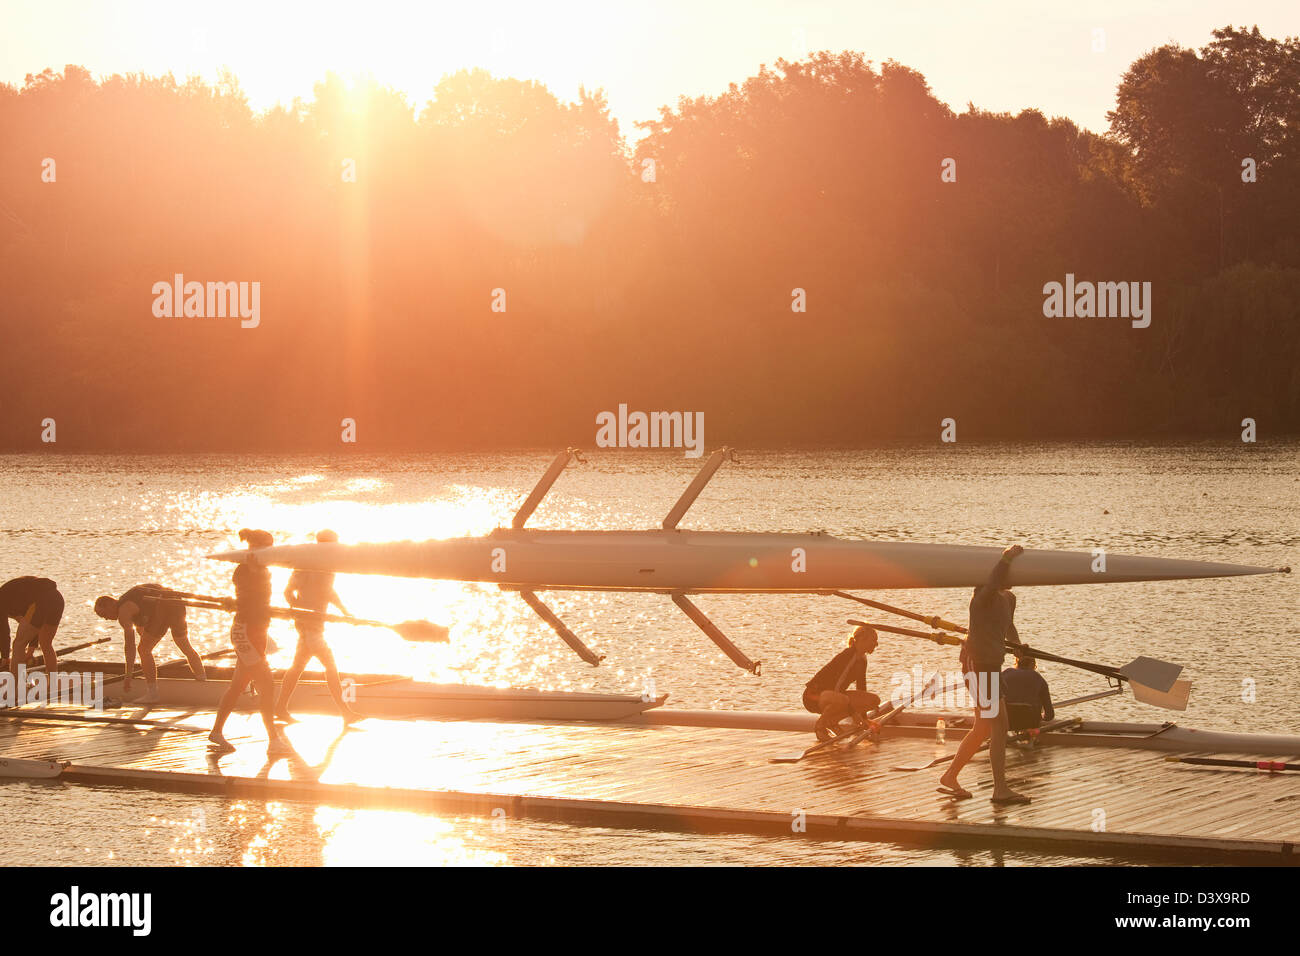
[1129,677,1191,711]
[395,620,450,643]
[1118,656,1183,694]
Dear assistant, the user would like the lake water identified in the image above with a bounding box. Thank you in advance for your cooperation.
[1,443,1296,865]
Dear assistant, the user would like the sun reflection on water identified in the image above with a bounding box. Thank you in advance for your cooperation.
[314,806,508,866]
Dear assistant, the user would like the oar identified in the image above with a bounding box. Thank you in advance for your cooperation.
[149,591,449,643]
[18,636,114,673]
[833,591,968,633]
[0,709,208,733]
[101,645,236,692]
[847,619,961,646]
[837,672,958,751]
[33,636,113,664]
[1165,756,1300,772]
[846,608,1189,710]
[770,671,947,764]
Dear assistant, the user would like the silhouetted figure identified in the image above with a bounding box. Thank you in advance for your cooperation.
[938,545,1030,805]
[1,576,65,676]
[208,529,290,756]
[803,624,882,740]
[95,584,207,701]
[275,529,361,726]
[1002,654,1054,731]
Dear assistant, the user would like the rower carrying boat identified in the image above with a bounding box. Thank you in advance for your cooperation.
[206,449,1289,671]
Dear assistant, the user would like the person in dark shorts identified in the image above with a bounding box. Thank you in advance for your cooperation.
[1,576,65,676]
[938,544,1030,804]
[803,624,882,741]
[94,584,207,703]
[1001,654,1054,732]
[208,529,290,756]
[275,529,361,725]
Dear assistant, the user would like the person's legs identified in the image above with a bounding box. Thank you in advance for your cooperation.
[36,627,59,674]
[210,661,252,752]
[169,614,206,681]
[989,696,1029,803]
[939,669,997,797]
[10,624,38,676]
[250,661,281,738]
[316,642,361,722]
[845,690,882,721]
[32,590,63,672]
[275,630,314,720]
[139,631,162,684]
[816,690,865,738]
[938,709,990,794]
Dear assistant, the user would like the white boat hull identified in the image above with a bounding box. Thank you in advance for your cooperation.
[146,678,665,721]
[64,662,666,721]
[209,531,1284,592]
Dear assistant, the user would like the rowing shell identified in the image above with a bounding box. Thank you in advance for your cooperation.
[208,531,1286,592]
[64,660,666,721]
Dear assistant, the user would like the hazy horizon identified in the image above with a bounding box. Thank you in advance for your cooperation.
[4,1,1298,138]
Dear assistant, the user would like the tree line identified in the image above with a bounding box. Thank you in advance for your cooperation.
[1,24,1296,451]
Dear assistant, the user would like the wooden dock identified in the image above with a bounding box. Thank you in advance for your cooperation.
[2,706,1297,863]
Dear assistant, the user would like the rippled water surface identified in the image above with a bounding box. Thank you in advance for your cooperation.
[0,444,1296,864]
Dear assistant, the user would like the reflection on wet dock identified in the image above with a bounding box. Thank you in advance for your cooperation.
[1,707,1297,863]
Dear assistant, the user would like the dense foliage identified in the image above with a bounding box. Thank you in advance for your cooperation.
[1,25,1296,450]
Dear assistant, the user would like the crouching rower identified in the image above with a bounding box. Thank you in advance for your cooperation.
[94,584,207,703]
[1,576,65,676]
[208,529,291,756]
[1002,654,1054,733]
[803,624,882,741]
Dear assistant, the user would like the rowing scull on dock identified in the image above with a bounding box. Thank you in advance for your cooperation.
[208,448,1290,671]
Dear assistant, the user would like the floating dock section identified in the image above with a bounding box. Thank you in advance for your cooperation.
[1,706,1297,863]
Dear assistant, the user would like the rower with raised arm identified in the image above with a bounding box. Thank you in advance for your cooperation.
[937,544,1031,804]
[803,624,882,741]
[275,529,361,726]
[1,576,65,677]
[94,583,207,703]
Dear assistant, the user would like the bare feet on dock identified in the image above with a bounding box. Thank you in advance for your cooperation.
[274,710,299,724]
[207,732,235,754]
[991,789,1030,805]
[267,734,294,756]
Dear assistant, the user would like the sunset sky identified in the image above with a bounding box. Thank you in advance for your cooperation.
[3,1,1296,137]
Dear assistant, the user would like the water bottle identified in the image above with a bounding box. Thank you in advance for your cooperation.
[935,717,946,745]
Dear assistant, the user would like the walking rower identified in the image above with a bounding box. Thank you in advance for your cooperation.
[208,529,291,756]
[938,544,1031,804]
[275,529,361,726]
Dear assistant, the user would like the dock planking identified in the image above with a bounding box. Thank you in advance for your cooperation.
[1,706,1297,862]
